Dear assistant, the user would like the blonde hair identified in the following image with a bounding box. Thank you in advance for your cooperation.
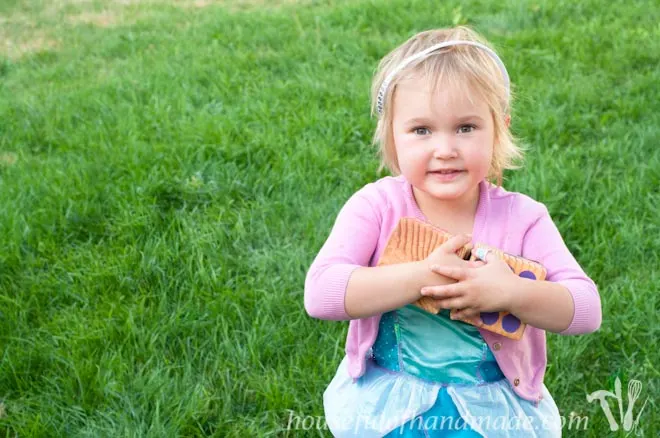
[370,26,524,186]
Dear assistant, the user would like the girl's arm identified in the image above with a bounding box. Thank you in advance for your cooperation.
[342,262,443,320]
[506,277,576,333]
[304,188,455,320]
[304,188,386,321]
[513,207,602,335]
[344,234,472,319]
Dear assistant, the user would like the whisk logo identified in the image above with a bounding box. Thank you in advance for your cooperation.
[586,377,649,435]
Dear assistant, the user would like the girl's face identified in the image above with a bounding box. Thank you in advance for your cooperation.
[392,78,495,208]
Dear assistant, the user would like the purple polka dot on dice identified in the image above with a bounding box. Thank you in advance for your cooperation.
[502,314,522,333]
[519,270,536,280]
[480,312,499,325]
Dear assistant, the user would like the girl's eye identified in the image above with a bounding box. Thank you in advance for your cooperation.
[413,127,431,136]
[458,124,476,134]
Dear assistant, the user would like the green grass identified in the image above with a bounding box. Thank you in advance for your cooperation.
[0,0,658,436]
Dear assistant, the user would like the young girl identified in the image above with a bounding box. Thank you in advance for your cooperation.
[304,26,601,437]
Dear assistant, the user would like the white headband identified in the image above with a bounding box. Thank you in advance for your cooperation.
[376,40,510,116]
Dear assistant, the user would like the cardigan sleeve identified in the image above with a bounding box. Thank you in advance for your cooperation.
[521,206,602,334]
[304,187,382,321]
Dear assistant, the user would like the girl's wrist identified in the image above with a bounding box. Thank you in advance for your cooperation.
[406,261,433,297]
[413,260,436,292]
[412,260,453,294]
[503,275,525,314]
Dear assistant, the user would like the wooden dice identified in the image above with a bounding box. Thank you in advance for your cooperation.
[377,217,547,340]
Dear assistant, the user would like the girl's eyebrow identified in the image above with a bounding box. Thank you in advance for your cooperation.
[404,115,486,125]
[456,114,486,123]
[404,117,433,126]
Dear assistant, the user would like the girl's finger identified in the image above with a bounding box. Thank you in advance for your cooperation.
[439,233,472,254]
[474,247,504,264]
[430,265,468,281]
[435,298,466,310]
[453,308,479,320]
[420,285,463,299]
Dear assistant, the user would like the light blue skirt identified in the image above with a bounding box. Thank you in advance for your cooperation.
[323,305,561,437]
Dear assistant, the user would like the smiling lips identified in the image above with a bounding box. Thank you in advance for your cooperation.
[428,169,464,181]
[429,169,463,174]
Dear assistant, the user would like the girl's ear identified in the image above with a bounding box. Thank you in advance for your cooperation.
[504,114,511,128]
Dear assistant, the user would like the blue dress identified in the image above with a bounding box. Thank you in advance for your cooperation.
[323,304,561,437]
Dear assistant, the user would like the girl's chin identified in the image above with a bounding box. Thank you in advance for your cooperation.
[421,181,476,201]
[427,190,466,201]
[417,185,465,200]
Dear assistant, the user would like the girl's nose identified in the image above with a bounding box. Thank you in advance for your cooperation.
[432,138,458,159]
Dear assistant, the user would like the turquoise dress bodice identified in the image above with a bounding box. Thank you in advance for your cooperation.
[323,303,562,437]
[372,305,504,385]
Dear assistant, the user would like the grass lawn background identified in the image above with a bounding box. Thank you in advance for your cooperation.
[0,0,658,436]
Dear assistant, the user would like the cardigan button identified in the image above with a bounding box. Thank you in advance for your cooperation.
[492,342,502,351]
[514,378,520,386]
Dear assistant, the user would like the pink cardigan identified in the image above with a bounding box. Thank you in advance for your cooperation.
[304,176,601,403]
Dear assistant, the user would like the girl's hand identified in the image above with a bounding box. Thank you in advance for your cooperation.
[420,250,518,320]
[422,233,473,271]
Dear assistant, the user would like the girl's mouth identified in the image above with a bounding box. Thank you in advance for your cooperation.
[428,170,464,181]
